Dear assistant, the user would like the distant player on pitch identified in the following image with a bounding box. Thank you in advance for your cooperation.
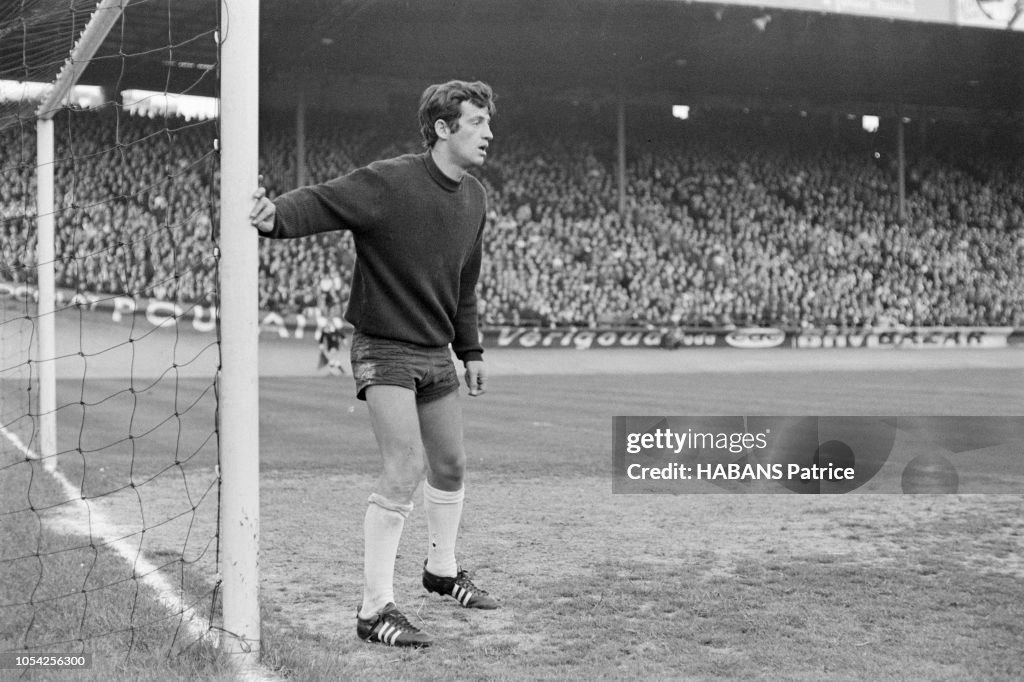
[250,80,498,648]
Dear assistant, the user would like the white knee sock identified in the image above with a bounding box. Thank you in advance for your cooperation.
[361,494,412,619]
[424,482,464,578]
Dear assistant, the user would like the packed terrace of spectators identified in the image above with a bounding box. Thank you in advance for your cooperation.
[2,106,1022,329]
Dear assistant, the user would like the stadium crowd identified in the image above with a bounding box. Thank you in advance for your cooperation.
[0,110,219,308]
[2,106,1023,330]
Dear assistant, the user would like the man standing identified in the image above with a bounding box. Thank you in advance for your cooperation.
[250,80,498,648]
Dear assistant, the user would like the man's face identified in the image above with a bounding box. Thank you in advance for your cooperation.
[444,101,493,169]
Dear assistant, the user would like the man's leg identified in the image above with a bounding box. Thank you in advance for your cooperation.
[419,390,466,578]
[419,391,498,609]
[361,385,424,619]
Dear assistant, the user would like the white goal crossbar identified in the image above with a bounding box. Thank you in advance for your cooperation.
[35,0,127,122]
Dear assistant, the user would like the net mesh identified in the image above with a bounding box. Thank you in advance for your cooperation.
[1,0,222,663]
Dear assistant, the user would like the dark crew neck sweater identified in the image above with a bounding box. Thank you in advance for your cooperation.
[264,152,485,363]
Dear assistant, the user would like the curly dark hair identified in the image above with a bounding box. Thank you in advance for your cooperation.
[418,80,496,149]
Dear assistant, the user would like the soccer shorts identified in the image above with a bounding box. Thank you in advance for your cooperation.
[349,330,460,404]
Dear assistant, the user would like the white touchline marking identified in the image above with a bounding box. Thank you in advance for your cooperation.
[0,422,213,643]
[2,422,288,680]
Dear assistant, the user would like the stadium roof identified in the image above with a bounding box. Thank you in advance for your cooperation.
[5,0,1024,121]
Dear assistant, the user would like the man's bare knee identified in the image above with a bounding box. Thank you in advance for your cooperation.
[426,450,466,490]
[378,451,426,503]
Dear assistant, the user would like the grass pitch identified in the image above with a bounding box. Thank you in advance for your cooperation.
[252,362,1023,681]
[2,351,1022,680]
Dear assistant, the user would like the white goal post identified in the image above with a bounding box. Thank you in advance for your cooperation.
[25,0,263,668]
[217,0,262,667]
[34,0,128,474]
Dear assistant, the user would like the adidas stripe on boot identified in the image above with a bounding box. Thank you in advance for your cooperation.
[356,602,433,647]
[422,561,499,609]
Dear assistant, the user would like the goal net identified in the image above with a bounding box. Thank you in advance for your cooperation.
[1,0,229,666]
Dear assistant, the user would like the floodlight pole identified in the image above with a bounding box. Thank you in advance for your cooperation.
[296,89,307,187]
[617,94,626,221]
[218,0,262,669]
[897,115,906,222]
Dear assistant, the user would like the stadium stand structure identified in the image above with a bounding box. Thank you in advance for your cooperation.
[5,1,1022,332]
[4,108,1023,330]
[1,0,1021,675]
